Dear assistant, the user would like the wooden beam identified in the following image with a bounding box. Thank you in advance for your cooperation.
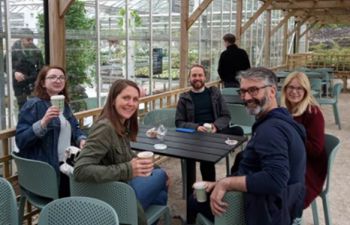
[59,0,75,17]
[299,20,318,38]
[287,16,311,38]
[282,16,288,65]
[271,10,296,36]
[49,0,66,69]
[263,10,271,67]
[235,0,243,44]
[187,0,213,29]
[179,0,189,88]
[241,0,273,34]
[270,1,350,10]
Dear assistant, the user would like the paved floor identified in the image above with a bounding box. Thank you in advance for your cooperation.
[158,92,350,225]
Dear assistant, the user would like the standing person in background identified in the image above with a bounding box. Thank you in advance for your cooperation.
[11,28,44,109]
[281,71,326,209]
[15,65,87,197]
[74,79,169,225]
[218,33,250,88]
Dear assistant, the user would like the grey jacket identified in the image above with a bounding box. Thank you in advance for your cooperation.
[175,86,231,131]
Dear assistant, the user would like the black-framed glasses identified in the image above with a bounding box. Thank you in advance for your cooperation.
[237,85,272,97]
[46,75,66,81]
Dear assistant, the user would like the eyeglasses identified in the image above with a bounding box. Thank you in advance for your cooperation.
[237,85,271,97]
[286,85,304,92]
[46,75,66,81]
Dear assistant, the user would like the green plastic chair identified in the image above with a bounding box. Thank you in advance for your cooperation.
[309,78,323,98]
[0,177,18,225]
[143,108,177,127]
[38,196,119,225]
[12,153,59,224]
[221,88,240,96]
[196,191,246,225]
[310,133,341,225]
[317,83,343,129]
[226,104,255,136]
[70,179,170,225]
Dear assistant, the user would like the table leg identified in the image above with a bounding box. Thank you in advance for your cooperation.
[185,159,196,224]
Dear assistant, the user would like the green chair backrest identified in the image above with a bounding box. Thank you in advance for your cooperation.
[215,191,246,225]
[221,88,240,96]
[0,178,18,225]
[323,134,341,195]
[331,83,343,101]
[143,108,176,128]
[12,153,59,200]
[38,197,119,225]
[70,179,138,225]
[227,104,255,127]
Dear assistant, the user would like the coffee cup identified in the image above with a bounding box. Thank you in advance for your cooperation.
[193,181,207,202]
[137,151,154,176]
[50,95,65,112]
[203,123,212,133]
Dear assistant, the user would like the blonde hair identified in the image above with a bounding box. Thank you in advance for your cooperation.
[280,71,319,116]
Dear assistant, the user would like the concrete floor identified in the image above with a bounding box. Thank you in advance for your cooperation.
[158,92,350,225]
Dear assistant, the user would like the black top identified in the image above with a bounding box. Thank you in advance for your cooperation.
[218,44,251,85]
[190,89,214,124]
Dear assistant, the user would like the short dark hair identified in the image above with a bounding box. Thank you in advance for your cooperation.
[34,65,70,102]
[238,67,277,88]
[98,79,140,141]
[223,33,236,45]
[20,28,34,38]
[188,64,206,77]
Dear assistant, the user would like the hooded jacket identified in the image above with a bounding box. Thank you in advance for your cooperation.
[238,107,306,225]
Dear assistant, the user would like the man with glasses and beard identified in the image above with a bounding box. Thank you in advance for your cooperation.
[175,64,243,211]
[187,67,306,225]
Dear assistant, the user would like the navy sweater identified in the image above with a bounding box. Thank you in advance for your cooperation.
[238,107,306,225]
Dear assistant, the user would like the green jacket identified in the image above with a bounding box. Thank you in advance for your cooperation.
[74,118,147,225]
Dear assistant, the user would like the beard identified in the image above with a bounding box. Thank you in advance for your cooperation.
[190,80,205,90]
[244,94,269,116]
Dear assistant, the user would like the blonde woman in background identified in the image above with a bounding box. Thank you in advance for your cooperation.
[281,71,327,208]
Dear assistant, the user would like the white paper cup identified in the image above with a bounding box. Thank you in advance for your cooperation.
[203,123,212,133]
[193,181,207,202]
[50,95,65,112]
[137,151,154,176]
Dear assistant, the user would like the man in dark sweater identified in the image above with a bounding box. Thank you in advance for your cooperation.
[175,64,242,214]
[188,67,306,225]
[218,33,250,87]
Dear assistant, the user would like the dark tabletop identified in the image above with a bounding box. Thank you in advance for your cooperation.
[131,125,247,163]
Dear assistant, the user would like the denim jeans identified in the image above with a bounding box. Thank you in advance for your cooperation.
[128,168,168,210]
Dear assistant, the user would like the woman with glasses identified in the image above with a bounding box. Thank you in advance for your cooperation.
[281,71,326,209]
[15,65,87,197]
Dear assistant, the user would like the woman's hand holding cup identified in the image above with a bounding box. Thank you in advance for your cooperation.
[131,151,154,177]
[40,106,60,128]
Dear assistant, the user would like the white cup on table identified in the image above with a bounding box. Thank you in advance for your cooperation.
[203,123,212,133]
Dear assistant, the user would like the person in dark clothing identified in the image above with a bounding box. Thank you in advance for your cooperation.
[188,67,306,225]
[11,28,44,109]
[175,64,243,218]
[218,33,250,88]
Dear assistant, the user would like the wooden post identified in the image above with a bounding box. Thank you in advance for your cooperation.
[282,16,288,66]
[263,10,271,67]
[179,0,189,88]
[48,0,75,69]
[235,0,242,44]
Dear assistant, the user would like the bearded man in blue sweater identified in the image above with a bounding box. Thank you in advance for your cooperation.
[188,67,306,225]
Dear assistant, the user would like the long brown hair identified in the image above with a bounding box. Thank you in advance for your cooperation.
[98,79,140,141]
[34,65,70,102]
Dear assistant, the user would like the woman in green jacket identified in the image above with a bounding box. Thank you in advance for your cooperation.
[74,79,168,225]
